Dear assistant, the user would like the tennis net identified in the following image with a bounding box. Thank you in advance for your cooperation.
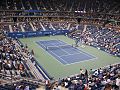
[46,45,73,50]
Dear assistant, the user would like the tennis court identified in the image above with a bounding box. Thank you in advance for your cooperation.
[36,40,96,65]
[20,36,120,79]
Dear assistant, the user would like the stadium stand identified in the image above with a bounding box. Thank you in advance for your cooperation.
[0,0,120,89]
[45,63,120,90]
[69,25,120,57]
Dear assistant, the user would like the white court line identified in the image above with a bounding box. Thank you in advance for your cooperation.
[39,40,66,47]
[38,40,94,57]
[56,40,98,65]
[59,49,97,66]
[58,41,97,60]
[36,42,47,49]
[65,57,98,66]
[77,49,98,62]
[68,45,97,59]
[57,40,77,55]
[64,41,97,59]
[57,40,66,45]
[58,47,97,66]
[35,40,98,66]
[78,50,97,59]
[47,40,70,57]
[49,50,68,64]
[59,48,70,55]
[36,40,56,46]
[39,39,62,44]
[37,42,68,65]
[59,46,83,56]
[38,39,57,42]
[37,40,72,64]
[60,52,83,57]
[77,47,97,58]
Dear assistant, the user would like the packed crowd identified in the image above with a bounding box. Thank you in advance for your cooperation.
[1,21,120,58]
[45,63,120,90]
[0,22,80,32]
[0,0,120,24]
[0,29,52,89]
[0,0,120,90]
[0,30,49,81]
[70,25,120,57]
[32,22,43,31]
[0,0,119,14]
[11,23,22,32]
[0,29,119,90]
[0,80,39,90]
[0,31,35,80]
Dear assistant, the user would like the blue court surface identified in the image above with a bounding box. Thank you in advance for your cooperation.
[36,40,97,65]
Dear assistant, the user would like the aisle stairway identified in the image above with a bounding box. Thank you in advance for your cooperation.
[83,25,87,32]
[29,22,36,31]
[40,22,46,31]
[9,25,13,32]
[20,25,25,32]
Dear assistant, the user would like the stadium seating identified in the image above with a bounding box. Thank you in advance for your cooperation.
[43,63,120,90]
[0,0,120,89]
[70,25,120,57]
[0,0,120,14]
[0,32,35,79]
